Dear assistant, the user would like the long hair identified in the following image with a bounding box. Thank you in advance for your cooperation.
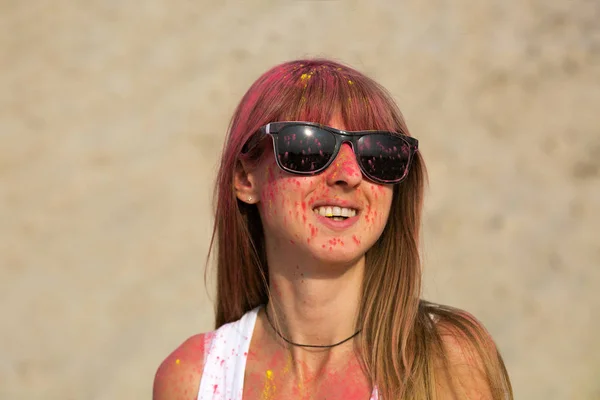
[207,59,513,399]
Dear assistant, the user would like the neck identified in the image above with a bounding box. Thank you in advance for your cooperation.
[265,251,365,358]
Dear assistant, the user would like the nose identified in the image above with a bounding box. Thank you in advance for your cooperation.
[324,143,363,188]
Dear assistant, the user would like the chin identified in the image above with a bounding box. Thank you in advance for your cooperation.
[310,245,365,268]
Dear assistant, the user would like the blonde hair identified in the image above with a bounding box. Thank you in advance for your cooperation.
[208,59,513,399]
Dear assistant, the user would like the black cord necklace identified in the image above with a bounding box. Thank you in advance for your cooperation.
[264,306,362,349]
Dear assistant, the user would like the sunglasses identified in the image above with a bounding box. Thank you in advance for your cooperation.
[242,121,419,184]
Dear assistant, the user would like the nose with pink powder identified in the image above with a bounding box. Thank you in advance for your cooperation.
[324,143,363,186]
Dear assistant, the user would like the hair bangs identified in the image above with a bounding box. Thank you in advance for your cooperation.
[257,60,407,138]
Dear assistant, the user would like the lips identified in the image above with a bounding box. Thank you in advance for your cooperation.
[313,212,360,231]
[311,199,361,212]
[308,199,362,230]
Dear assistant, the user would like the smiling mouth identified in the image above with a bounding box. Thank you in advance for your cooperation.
[312,206,358,221]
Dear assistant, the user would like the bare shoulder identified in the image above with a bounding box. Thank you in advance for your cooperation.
[153,333,212,400]
[432,309,510,399]
[435,309,494,364]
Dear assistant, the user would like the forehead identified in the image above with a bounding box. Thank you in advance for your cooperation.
[327,114,347,131]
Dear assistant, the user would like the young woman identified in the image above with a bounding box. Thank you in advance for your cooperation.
[153,59,513,399]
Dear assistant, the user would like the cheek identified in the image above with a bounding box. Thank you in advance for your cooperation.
[258,162,316,225]
[362,184,393,227]
[258,165,286,221]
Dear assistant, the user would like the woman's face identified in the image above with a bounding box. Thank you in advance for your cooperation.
[251,115,394,267]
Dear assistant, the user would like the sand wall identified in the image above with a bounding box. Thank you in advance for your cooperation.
[1,1,599,399]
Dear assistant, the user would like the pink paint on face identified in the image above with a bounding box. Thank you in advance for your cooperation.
[254,117,393,267]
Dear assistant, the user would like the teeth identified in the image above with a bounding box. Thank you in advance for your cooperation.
[313,206,357,218]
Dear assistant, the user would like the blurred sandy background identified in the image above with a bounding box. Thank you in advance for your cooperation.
[1,1,599,399]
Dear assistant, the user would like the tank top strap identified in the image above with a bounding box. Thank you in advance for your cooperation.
[197,307,260,400]
[371,386,380,399]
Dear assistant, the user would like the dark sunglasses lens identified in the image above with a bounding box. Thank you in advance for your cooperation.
[357,134,411,182]
[276,125,335,172]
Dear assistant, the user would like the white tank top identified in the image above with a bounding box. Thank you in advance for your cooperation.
[197,306,379,399]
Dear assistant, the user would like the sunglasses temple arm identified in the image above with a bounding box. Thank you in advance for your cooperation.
[241,126,268,154]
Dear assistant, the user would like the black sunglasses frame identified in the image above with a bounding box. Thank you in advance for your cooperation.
[242,121,419,184]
